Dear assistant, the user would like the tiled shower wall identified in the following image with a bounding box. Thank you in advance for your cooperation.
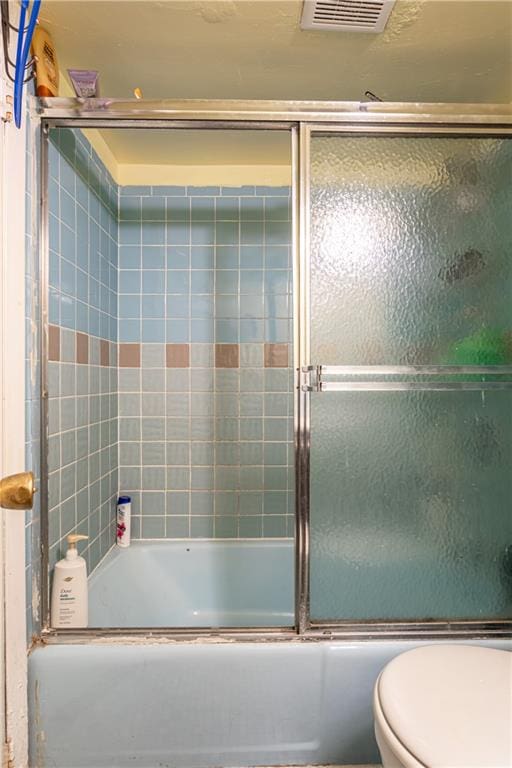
[46,129,119,573]
[44,131,294,558]
[117,185,294,538]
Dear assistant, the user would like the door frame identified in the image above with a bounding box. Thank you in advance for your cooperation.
[0,41,29,768]
[298,121,512,635]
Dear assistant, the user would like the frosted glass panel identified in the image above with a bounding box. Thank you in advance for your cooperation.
[310,136,512,366]
[309,134,512,622]
[310,390,512,621]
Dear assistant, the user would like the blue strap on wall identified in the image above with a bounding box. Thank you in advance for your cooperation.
[13,0,41,128]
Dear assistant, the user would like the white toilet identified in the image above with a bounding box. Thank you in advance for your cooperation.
[374,644,512,768]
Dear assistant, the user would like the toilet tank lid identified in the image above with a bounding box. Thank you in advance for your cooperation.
[377,645,512,768]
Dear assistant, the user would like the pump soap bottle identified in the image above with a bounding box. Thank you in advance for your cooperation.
[51,534,89,628]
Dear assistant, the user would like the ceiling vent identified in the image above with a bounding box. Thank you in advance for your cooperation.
[301,0,396,33]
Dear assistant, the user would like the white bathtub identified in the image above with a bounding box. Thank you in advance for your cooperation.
[88,540,295,627]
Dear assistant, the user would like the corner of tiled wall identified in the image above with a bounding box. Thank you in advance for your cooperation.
[46,128,119,576]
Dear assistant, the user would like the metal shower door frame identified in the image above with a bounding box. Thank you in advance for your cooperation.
[35,99,512,642]
[297,121,512,637]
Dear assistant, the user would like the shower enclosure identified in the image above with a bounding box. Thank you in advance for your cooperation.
[36,100,512,637]
[305,129,512,627]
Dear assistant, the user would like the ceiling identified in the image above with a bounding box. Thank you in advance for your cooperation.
[40,0,512,174]
[41,0,512,103]
[80,127,292,184]
[97,128,291,165]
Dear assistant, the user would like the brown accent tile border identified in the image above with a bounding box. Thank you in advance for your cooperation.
[76,332,89,365]
[264,343,288,368]
[215,343,239,368]
[166,343,189,368]
[119,343,141,368]
[100,340,110,367]
[48,325,60,361]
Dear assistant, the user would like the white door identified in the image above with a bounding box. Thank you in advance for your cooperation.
[0,4,31,764]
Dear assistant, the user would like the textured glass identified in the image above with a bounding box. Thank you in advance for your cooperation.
[310,137,512,366]
[309,135,512,622]
[310,390,512,621]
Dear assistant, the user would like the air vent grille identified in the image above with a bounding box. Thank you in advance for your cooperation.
[301,0,396,33]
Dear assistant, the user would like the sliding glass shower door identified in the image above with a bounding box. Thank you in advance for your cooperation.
[307,131,512,622]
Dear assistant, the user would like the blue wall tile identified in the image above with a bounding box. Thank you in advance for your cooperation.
[120,182,292,539]
[44,128,119,586]
[46,157,293,544]
[167,319,189,343]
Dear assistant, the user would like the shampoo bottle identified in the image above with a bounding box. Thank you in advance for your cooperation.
[117,495,131,547]
[51,534,88,628]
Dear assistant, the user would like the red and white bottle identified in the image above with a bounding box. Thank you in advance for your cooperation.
[117,495,131,547]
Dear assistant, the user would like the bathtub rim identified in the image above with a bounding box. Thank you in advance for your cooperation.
[38,619,512,647]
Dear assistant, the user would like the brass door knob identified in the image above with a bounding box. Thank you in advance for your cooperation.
[0,471,36,510]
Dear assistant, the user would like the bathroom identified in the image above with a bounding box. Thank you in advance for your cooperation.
[0,0,511,766]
